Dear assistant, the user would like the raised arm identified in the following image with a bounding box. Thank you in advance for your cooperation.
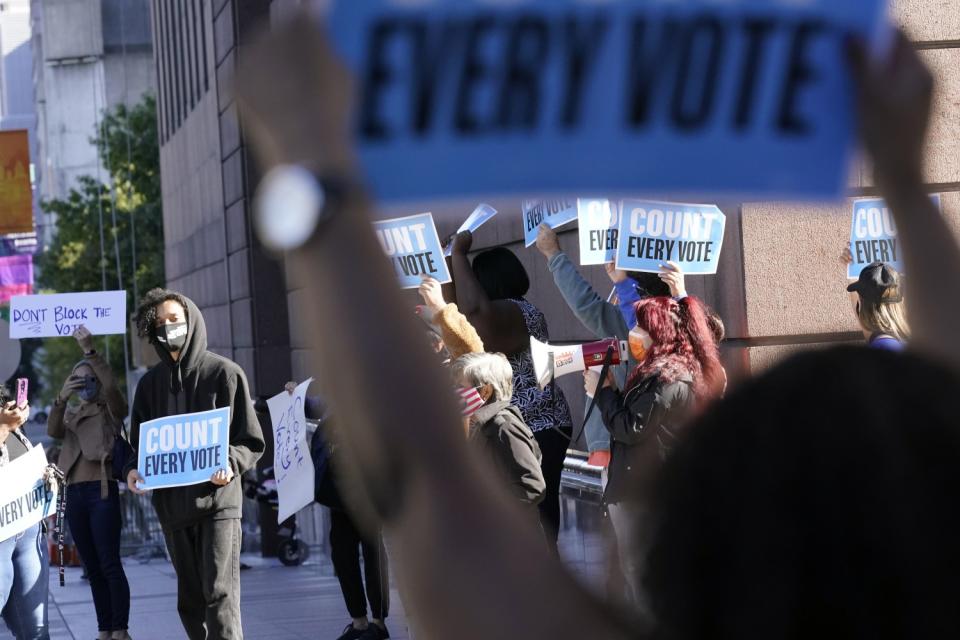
[418,276,484,360]
[536,223,629,340]
[236,16,632,640]
[849,31,960,368]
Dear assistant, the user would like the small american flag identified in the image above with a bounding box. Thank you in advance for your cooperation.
[457,386,485,417]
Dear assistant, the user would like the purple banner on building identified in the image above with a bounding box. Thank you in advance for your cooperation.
[0,254,33,304]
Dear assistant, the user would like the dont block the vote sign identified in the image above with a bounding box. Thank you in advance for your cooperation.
[10,290,126,339]
[615,200,726,274]
[137,408,231,490]
[373,213,451,289]
[327,0,885,203]
[847,195,941,279]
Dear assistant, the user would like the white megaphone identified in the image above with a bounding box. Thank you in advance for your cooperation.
[531,337,628,389]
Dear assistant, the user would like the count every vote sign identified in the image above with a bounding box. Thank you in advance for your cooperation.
[847,195,941,278]
[373,212,451,289]
[615,200,726,274]
[326,0,885,202]
[137,408,230,490]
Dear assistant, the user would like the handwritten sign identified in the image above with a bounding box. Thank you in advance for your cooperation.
[0,446,57,542]
[847,195,941,278]
[9,290,127,339]
[523,199,578,247]
[578,199,619,266]
[327,0,885,203]
[615,200,726,274]
[444,204,498,257]
[137,408,231,490]
[373,213,451,289]
[266,379,315,523]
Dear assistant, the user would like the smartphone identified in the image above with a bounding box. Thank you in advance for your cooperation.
[16,378,28,407]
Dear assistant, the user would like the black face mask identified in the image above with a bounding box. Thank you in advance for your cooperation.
[156,322,188,352]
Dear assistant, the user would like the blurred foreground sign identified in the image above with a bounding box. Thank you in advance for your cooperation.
[328,0,885,204]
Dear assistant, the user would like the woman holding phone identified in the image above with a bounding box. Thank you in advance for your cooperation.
[48,326,132,640]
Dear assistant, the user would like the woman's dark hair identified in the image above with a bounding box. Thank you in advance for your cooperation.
[646,347,960,639]
[705,306,725,343]
[0,384,10,406]
[471,248,530,300]
[628,271,671,297]
[134,288,189,343]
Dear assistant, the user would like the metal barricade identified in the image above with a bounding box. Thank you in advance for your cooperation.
[118,485,168,562]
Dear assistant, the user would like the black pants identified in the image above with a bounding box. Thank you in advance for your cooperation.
[534,426,572,549]
[164,518,243,640]
[66,482,130,632]
[329,509,389,620]
[608,501,652,620]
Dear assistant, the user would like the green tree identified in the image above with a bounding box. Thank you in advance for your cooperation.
[33,95,165,404]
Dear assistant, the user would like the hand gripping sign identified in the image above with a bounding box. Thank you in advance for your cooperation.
[444,204,498,257]
[531,337,628,389]
[616,200,726,274]
[137,408,231,490]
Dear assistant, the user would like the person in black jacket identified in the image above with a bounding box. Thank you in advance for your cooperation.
[584,295,722,619]
[124,289,264,640]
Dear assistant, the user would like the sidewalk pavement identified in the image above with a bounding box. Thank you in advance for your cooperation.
[0,501,606,640]
[39,554,412,640]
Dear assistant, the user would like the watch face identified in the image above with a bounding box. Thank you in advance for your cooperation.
[254,165,325,251]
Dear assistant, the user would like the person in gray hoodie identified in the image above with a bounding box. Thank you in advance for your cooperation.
[124,288,264,640]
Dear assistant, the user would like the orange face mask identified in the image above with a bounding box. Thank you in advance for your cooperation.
[628,327,653,362]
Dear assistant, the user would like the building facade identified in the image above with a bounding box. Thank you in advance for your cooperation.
[30,0,154,246]
[153,0,960,419]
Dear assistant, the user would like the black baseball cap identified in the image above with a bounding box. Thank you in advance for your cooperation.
[847,262,903,304]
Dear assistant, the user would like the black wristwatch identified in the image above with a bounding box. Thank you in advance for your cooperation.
[253,165,357,251]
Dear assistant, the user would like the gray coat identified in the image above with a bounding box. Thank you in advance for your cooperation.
[469,401,546,505]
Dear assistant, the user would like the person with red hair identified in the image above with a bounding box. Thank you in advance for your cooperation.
[583,294,722,618]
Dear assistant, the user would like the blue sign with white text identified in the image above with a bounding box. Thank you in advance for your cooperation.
[578,199,620,265]
[137,407,231,490]
[523,199,578,247]
[847,195,941,278]
[327,0,886,204]
[373,212,451,289]
[615,200,726,274]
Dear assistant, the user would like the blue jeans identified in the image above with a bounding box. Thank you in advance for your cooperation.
[66,482,130,632]
[0,523,49,640]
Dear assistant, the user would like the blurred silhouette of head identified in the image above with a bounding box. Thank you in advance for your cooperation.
[646,347,960,639]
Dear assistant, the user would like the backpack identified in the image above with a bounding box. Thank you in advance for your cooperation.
[310,420,344,511]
